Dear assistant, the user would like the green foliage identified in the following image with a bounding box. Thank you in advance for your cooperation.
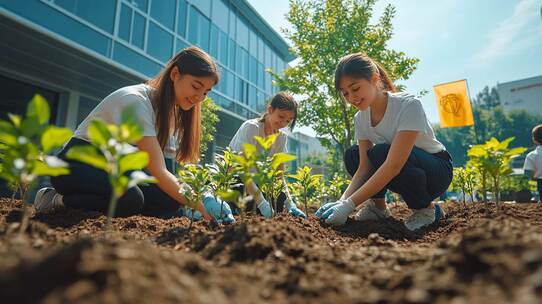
[467,137,527,206]
[288,166,322,214]
[0,95,72,234]
[316,173,351,204]
[201,97,220,156]
[273,0,419,157]
[450,166,477,204]
[207,149,241,218]
[177,163,211,230]
[66,106,155,229]
[252,134,297,216]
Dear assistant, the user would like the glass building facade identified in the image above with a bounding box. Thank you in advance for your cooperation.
[0,0,297,156]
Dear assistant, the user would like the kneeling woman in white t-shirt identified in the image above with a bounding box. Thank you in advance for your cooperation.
[33,47,234,223]
[228,92,306,218]
[316,53,452,231]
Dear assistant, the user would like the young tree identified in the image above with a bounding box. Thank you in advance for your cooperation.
[273,0,419,157]
[0,95,72,234]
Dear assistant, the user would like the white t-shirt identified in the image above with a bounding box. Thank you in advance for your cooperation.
[354,92,445,154]
[229,118,288,155]
[524,146,542,179]
[74,84,178,158]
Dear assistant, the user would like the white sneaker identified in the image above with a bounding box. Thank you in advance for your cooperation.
[34,187,64,213]
[404,207,435,231]
[353,199,391,222]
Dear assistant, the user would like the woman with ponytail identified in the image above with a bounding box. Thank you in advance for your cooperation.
[316,53,452,231]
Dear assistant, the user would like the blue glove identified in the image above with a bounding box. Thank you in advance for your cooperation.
[286,199,307,218]
[315,201,341,218]
[257,199,273,218]
[182,194,236,224]
[202,193,236,224]
[320,198,356,226]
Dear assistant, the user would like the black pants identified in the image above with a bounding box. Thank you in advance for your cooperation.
[344,144,453,209]
[50,138,179,218]
[537,179,542,202]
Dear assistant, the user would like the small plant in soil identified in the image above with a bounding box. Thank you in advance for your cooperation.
[288,166,322,215]
[66,106,155,230]
[468,137,527,207]
[177,163,211,231]
[318,173,350,204]
[252,134,296,217]
[231,141,258,218]
[450,166,477,205]
[207,149,241,220]
[0,95,72,234]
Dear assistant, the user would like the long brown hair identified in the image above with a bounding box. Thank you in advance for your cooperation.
[334,53,396,94]
[259,92,298,131]
[147,46,219,163]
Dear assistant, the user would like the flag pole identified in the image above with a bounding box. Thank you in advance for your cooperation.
[464,79,479,144]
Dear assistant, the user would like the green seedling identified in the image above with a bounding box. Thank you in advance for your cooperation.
[288,166,322,215]
[468,137,527,208]
[66,106,155,230]
[207,149,240,220]
[0,95,72,234]
[177,163,211,231]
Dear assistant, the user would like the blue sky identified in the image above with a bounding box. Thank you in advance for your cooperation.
[248,0,542,130]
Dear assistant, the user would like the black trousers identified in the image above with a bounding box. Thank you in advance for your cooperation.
[344,144,453,209]
[537,179,542,202]
[50,138,179,218]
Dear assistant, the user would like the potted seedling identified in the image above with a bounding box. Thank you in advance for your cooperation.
[66,106,155,231]
[0,95,72,234]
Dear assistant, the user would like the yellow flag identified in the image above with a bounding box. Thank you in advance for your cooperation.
[433,79,474,128]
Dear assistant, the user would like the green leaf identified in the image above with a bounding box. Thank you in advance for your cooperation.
[20,117,42,138]
[271,152,296,169]
[118,151,149,175]
[242,143,257,157]
[66,145,107,171]
[32,161,70,177]
[88,120,112,146]
[41,126,72,153]
[216,189,240,203]
[0,120,17,146]
[27,94,50,125]
[7,114,22,128]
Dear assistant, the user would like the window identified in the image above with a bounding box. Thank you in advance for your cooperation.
[228,38,236,70]
[177,0,188,37]
[211,0,229,30]
[176,38,189,53]
[113,42,163,77]
[249,28,257,57]
[199,14,210,52]
[131,0,148,12]
[77,95,99,125]
[210,25,219,58]
[224,70,235,98]
[148,21,173,62]
[132,12,146,49]
[257,63,265,89]
[150,0,175,30]
[248,84,257,110]
[258,37,264,63]
[228,6,236,39]
[219,30,228,65]
[188,6,199,45]
[236,16,249,49]
[118,4,131,42]
[249,55,258,84]
[55,0,116,33]
[265,44,272,68]
[192,0,211,17]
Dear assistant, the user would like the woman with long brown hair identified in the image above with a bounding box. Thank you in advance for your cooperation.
[34,47,234,223]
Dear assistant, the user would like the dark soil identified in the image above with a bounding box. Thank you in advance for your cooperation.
[1,198,542,303]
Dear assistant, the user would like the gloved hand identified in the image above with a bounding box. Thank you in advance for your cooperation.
[317,198,356,226]
[285,199,307,218]
[257,199,273,219]
[202,193,236,223]
[315,201,341,218]
[182,194,236,224]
